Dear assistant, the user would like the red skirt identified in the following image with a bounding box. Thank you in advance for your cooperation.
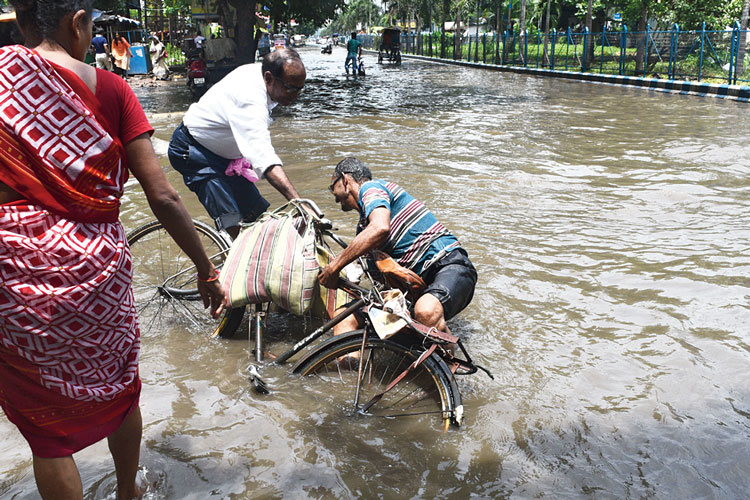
[0,204,141,458]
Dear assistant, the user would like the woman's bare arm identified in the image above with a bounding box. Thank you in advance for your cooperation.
[125,133,226,317]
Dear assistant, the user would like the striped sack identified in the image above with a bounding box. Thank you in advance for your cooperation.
[220,202,319,316]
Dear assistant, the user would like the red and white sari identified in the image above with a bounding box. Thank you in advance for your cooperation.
[0,45,140,458]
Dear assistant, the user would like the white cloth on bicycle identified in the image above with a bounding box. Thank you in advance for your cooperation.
[368,290,409,339]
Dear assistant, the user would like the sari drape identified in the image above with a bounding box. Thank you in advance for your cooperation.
[0,45,125,222]
[0,45,140,458]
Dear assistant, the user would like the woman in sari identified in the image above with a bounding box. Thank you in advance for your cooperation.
[0,1,226,499]
[111,32,131,78]
[149,33,169,80]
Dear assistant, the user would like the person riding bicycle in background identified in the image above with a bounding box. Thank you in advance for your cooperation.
[318,157,477,335]
[344,31,361,75]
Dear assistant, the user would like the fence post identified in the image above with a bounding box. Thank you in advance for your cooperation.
[536,30,541,68]
[483,33,487,63]
[669,23,678,80]
[600,24,605,73]
[474,31,479,63]
[495,30,500,64]
[565,27,571,71]
[551,28,556,70]
[732,21,741,84]
[729,26,735,84]
[643,23,649,78]
[582,26,589,71]
[524,29,529,66]
[620,25,627,75]
[735,21,742,84]
[698,22,705,82]
[502,30,507,65]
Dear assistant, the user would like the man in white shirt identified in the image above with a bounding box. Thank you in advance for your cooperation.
[168,48,306,237]
[193,31,206,49]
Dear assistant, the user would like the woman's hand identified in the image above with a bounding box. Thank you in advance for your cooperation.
[197,278,227,319]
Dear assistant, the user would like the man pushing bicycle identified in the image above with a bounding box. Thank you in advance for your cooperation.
[318,157,477,335]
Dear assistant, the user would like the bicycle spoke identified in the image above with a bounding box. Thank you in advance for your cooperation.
[295,333,456,428]
[128,220,242,338]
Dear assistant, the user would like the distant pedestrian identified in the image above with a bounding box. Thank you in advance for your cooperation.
[149,33,169,80]
[111,33,131,78]
[345,31,362,75]
[193,30,205,49]
[90,28,111,71]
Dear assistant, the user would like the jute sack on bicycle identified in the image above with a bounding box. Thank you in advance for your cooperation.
[220,200,320,316]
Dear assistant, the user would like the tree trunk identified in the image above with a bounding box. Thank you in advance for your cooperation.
[635,1,647,73]
[583,0,593,70]
[416,13,422,55]
[227,0,256,64]
[519,0,526,64]
[543,0,551,66]
[441,0,449,58]
[737,0,750,75]
[455,6,462,60]
[496,0,501,62]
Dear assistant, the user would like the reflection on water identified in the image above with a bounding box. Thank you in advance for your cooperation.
[2,46,750,499]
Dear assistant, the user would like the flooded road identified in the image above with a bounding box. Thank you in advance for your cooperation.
[2,46,750,499]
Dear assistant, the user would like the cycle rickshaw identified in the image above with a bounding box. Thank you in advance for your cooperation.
[377,27,402,65]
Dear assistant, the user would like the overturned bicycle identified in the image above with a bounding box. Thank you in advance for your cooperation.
[127,199,491,429]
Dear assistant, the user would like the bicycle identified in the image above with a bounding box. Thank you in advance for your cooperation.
[128,201,492,429]
[271,276,493,429]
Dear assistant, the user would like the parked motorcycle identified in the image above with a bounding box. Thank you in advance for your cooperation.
[186,48,209,99]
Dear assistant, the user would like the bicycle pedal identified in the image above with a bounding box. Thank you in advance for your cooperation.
[247,365,270,394]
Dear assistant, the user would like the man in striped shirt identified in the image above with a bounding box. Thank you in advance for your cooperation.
[319,157,477,334]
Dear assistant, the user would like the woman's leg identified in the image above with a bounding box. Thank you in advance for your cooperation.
[33,455,83,500]
[107,405,144,500]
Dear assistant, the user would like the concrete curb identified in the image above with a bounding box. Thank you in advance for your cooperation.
[387,52,750,103]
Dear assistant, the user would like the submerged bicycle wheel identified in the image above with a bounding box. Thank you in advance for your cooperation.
[127,219,244,338]
[292,330,462,428]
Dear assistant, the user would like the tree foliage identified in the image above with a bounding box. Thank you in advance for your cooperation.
[325,0,750,33]
[325,0,382,34]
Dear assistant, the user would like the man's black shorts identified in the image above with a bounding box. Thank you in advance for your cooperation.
[420,248,477,321]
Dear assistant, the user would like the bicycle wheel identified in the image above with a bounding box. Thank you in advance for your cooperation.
[127,219,244,338]
[292,330,463,428]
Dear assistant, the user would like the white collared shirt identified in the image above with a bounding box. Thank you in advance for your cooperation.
[183,63,281,178]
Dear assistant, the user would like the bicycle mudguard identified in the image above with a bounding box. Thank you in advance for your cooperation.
[289,329,368,373]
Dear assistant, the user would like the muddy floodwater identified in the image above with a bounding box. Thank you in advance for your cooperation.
[2,46,750,499]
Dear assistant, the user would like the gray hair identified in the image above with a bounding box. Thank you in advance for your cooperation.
[334,157,372,183]
[261,47,303,78]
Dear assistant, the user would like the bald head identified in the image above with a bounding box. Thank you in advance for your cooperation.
[262,47,306,106]
[261,47,305,78]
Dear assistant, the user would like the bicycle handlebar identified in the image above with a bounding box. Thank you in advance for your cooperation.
[294,198,325,218]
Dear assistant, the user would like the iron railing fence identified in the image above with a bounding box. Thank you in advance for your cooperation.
[363,24,750,85]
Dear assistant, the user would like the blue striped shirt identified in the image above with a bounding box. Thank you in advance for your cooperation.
[357,180,460,275]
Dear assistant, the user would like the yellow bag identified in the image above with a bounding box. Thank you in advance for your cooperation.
[310,244,352,319]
